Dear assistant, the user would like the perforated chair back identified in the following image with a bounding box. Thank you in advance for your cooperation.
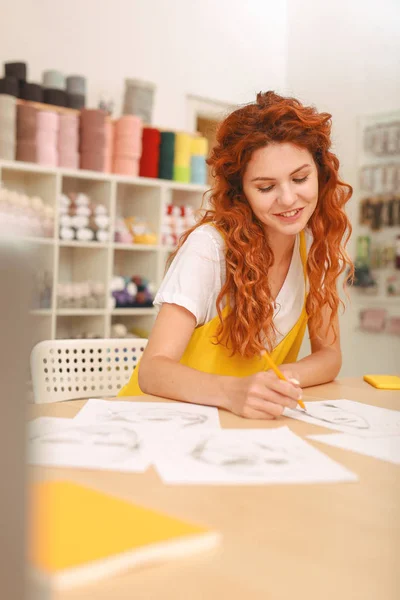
[30,338,147,404]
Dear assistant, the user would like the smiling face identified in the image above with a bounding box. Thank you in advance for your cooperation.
[242,142,319,236]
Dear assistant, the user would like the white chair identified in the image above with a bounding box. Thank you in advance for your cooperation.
[30,338,148,404]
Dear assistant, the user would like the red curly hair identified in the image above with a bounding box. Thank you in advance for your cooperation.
[170,91,353,358]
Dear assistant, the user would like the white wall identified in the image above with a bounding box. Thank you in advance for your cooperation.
[287,0,400,376]
[0,0,287,129]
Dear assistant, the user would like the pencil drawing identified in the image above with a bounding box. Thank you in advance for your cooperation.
[102,406,209,428]
[30,424,141,463]
[300,402,370,429]
[190,436,304,475]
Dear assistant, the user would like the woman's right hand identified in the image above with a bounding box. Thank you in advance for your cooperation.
[224,370,303,419]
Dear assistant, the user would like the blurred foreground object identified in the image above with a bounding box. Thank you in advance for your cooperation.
[0,233,34,599]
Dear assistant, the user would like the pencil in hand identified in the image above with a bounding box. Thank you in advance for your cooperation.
[262,352,306,411]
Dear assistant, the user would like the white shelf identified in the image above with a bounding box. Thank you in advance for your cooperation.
[0,159,204,342]
[113,243,160,251]
[22,236,55,246]
[113,243,177,252]
[59,240,109,249]
[0,159,208,192]
[57,309,107,316]
[111,308,157,316]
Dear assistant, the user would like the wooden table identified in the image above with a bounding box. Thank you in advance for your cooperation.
[28,377,400,600]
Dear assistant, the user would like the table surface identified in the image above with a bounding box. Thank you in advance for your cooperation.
[28,377,400,600]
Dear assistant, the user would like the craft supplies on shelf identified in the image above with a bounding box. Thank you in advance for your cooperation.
[354,111,400,333]
[114,216,157,245]
[0,147,206,342]
[58,192,110,243]
[57,281,105,310]
[161,202,196,246]
[0,185,54,237]
[110,275,156,310]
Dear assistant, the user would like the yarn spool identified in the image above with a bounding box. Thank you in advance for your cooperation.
[112,115,142,176]
[104,121,113,173]
[66,76,86,110]
[173,132,192,183]
[158,131,175,180]
[0,77,19,98]
[20,82,44,103]
[43,89,68,107]
[190,136,208,185]
[5,62,27,82]
[67,93,85,110]
[139,127,161,178]
[122,78,155,124]
[80,109,107,172]
[43,70,66,91]
[58,114,80,169]
[36,110,59,167]
[16,104,37,162]
[0,94,16,160]
[16,104,37,164]
[112,274,155,308]
[66,75,86,95]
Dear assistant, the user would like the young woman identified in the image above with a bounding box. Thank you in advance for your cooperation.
[119,91,353,420]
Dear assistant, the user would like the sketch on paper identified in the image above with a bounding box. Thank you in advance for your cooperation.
[74,399,221,431]
[153,426,357,485]
[30,424,141,457]
[28,418,150,472]
[103,406,208,428]
[190,437,303,476]
[299,402,370,430]
[284,399,400,437]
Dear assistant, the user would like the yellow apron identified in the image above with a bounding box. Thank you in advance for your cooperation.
[119,231,308,396]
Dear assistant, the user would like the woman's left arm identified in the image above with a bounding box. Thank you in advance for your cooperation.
[280,304,342,388]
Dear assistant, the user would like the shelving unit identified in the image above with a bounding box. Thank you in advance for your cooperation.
[355,111,400,294]
[0,159,207,342]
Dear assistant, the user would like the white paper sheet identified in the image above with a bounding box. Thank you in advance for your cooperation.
[28,416,74,439]
[152,426,357,485]
[284,399,400,437]
[308,433,400,465]
[74,398,221,431]
[27,416,151,472]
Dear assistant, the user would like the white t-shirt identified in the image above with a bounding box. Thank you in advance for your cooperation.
[154,224,311,348]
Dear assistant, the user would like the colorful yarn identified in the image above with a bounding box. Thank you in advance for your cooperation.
[139,127,160,178]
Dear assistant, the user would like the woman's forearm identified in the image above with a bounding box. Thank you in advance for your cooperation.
[281,348,342,388]
[138,356,232,409]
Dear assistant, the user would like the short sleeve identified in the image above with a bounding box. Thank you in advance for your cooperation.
[153,227,222,326]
